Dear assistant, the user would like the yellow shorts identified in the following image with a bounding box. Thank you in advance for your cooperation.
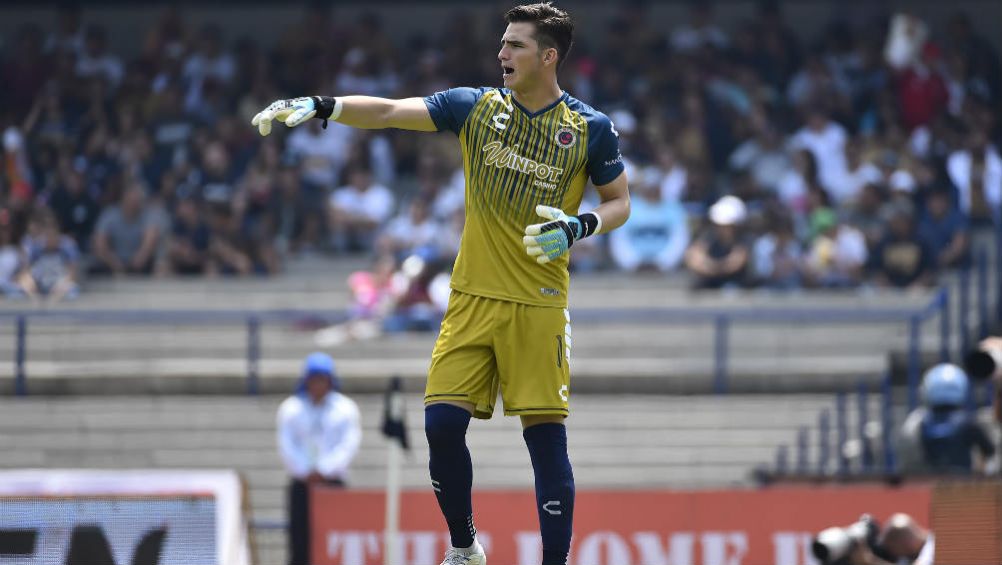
[424,290,571,419]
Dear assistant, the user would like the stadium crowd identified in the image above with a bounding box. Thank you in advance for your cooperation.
[0,1,999,302]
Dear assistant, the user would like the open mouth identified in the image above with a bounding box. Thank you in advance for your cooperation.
[502,65,514,78]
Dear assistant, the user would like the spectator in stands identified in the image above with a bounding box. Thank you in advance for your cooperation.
[315,254,401,346]
[0,211,22,298]
[47,164,100,253]
[868,203,937,289]
[75,25,123,89]
[671,1,728,53]
[750,213,802,289]
[898,364,996,476]
[655,145,690,203]
[3,24,50,116]
[609,169,690,273]
[382,252,450,333]
[45,3,84,56]
[165,197,212,275]
[789,107,850,200]
[328,165,394,253]
[835,140,883,206]
[269,157,310,256]
[727,115,789,197]
[946,127,1001,226]
[377,199,440,261]
[277,353,361,565]
[2,127,34,206]
[920,187,970,270]
[91,184,160,275]
[1,3,998,291]
[18,213,79,303]
[286,109,353,195]
[775,148,819,215]
[206,204,254,276]
[685,195,750,289]
[945,12,1001,102]
[848,183,890,253]
[803,208,868,288]
[786,53,851,111]
[182,24,236,114]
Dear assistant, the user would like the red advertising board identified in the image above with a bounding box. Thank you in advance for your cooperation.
[311,485,931,565]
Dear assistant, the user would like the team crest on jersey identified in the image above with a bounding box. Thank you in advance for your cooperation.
[555,127,577,149]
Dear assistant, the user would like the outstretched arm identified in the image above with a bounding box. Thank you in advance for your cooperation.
[252,95,437,135]
[336,96,437,131]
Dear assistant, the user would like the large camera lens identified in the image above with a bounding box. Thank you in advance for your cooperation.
[811,540,832,561]
[964,349,997,380]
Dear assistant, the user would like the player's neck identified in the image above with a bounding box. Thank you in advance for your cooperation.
[511,79,563,114]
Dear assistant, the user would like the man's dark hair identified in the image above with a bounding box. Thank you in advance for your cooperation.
[504,2,574,69]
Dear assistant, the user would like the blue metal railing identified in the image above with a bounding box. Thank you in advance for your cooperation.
[772,371,900,480]
[3,289,950,396]
[766,223,1002,482]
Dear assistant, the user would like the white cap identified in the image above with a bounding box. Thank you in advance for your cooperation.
[709,195,747,226]
[889,169,916,193]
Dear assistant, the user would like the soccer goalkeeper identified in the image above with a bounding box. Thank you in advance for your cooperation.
[253,4,630,564]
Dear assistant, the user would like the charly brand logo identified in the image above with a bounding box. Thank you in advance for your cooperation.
[492,112,510,131]
[482,141,564,185]
[554,127,577,149]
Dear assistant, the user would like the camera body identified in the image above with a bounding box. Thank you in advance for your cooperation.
[812,515,881,565]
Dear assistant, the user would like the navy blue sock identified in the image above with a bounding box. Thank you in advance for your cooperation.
[425,404,476,548]
[523,423,575,565]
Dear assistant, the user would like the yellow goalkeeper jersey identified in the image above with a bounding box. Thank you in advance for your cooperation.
[424,87,624,307]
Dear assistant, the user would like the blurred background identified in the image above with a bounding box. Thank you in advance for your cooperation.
[0,0,1000,564]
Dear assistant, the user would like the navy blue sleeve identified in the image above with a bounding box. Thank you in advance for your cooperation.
[586,113,625,186]
[423,87,488,135]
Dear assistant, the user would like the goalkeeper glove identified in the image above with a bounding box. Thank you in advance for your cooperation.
[523,205,601,264]
[251,96,340,136]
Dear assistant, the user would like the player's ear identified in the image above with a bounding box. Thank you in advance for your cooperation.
[542,47,558,67]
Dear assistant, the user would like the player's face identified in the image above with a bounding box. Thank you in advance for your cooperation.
[498,22,554,90]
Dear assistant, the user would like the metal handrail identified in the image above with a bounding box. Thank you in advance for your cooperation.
[3,288,951,397]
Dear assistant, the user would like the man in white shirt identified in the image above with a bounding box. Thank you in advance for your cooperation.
[277,353,362,565]
[329,165,395,253]
[789,109,850,198]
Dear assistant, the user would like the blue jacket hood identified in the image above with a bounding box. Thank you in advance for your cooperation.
[296,352,340,395]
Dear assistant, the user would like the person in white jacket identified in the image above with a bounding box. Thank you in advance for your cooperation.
[277,352,362,565]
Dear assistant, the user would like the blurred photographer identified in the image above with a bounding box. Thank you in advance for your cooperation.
[964,336,1002,423]
[898,364,996,476]
[814,513,933,565]
[878,514,934,565]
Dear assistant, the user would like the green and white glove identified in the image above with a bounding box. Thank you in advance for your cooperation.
[251,96,339,136]
[523,205,601,264]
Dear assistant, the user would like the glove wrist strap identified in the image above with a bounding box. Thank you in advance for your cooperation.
[312,96,342,129]
[575,212,601,240]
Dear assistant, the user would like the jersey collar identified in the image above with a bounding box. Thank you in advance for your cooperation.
[508,90,568,119]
